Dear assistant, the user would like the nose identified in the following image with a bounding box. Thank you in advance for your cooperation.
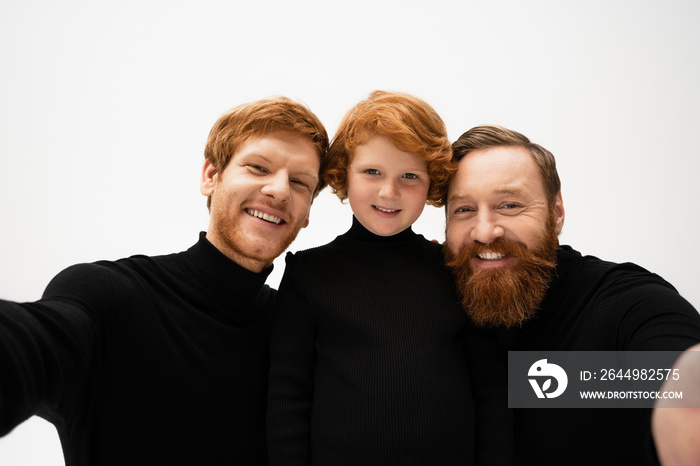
[378,179,399,199]
[260,170,291,202]
[470,210,504,244]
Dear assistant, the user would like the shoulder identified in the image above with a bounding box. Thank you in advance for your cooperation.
[577,251,681,301]
[290,235,442,260]
[416,236,446,255]
[41,252,170,304]
[559,246,700,349]
[559,245,677,295]
[280,244,340,291]
[287,242,336,260]
[44,261,130,296]
[283,237,349,270]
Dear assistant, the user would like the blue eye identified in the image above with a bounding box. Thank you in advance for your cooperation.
[364,169,379,175]
[403,173,418,180]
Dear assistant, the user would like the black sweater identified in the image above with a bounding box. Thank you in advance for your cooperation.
[468,245,700,466]
[267,218,475,466]
[0,233,273,465]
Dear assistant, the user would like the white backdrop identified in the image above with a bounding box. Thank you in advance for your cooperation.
[1,1,699,464]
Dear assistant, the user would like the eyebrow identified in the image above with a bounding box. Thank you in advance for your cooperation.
[448,186,529,203]
[447,194,471,203]
[352,162,429,173]
[494,186,528,196]
[297,172,320,185]
[244,153,273,164]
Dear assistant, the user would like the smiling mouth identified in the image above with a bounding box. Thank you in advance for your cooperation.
[373,205,401,213]
[478,251,505,260]
[246,208,284,225]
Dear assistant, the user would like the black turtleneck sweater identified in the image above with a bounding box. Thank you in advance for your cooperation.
[467,245,700,466]
[267,218,475,466]
[0,233,273,465]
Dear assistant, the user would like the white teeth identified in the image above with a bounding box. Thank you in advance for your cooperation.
[375,206,400,213]
[478,251,505,260]
[247,209,282,224]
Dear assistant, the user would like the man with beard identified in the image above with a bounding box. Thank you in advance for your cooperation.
[0,97,328,466]
[443,125,700,465]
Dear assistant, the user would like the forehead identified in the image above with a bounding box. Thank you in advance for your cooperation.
[234,131,320,169]
[449,146,546,199]
[351,134,427,169]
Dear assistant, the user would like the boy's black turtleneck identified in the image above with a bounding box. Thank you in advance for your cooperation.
[341,215,418,243]
[268,217,475,465]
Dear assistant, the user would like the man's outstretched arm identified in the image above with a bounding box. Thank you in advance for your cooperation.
[652,344,700,466]
[0,263,117,436]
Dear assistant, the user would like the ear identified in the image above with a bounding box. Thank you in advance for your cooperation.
[554,192,565,235]
[301,212,310,229]
[200,159,218,197]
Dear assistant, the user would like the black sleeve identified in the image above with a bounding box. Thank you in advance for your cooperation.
[599,272,700,465]
[601,275,700,351]
[267,254,316,466]
[0,262,124,436]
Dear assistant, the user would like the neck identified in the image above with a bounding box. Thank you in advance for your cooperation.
[204,231,270,273]
[346,216,417,243]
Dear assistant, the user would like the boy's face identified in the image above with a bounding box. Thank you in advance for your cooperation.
[347,135,430,237]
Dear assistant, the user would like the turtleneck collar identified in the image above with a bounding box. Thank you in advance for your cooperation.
[342,216,421,244]
[184,232,273,303]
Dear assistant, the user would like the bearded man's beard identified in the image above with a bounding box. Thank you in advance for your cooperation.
[444,212,559,328]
